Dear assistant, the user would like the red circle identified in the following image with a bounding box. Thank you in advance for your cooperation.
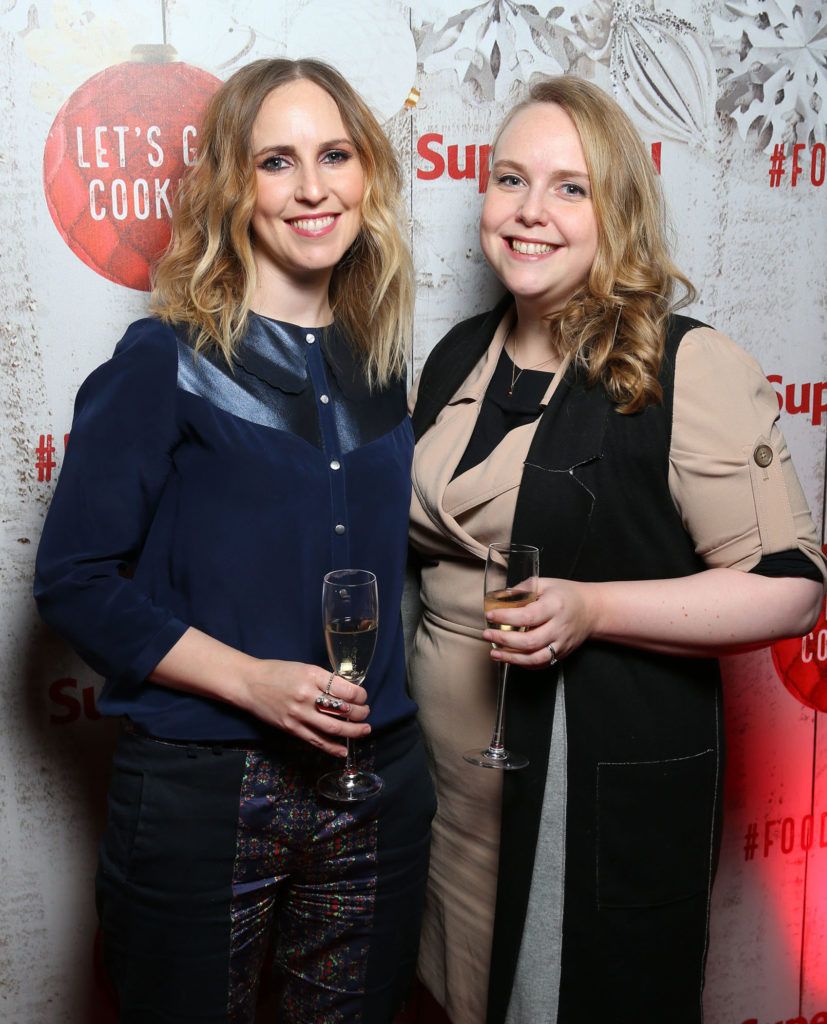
[772,590,827,713]
[43,60,220,291]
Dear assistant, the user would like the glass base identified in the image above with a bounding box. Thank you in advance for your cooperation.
[317,769,384,802]
[463,747,529,771]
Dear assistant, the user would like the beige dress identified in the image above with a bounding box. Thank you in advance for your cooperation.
[408,313,825,1024]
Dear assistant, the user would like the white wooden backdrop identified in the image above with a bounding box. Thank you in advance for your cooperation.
[1,2,825,1021]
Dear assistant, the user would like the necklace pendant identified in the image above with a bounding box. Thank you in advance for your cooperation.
[506,386,513,397]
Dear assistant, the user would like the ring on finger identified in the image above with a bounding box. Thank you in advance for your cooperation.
[315,695,349,718]
[324,671,335,695]
[547,643,558,666]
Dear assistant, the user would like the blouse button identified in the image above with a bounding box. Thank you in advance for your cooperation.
[753,444,773,468]
[306,333,315,344]
[334,524,346,535]
[330,460,341,471]
[320,394,330,404]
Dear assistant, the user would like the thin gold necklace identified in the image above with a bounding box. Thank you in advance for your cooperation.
[506,330,557,397]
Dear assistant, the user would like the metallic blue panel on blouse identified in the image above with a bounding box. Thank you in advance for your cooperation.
[175,315,404,455]
[175,316,321,445]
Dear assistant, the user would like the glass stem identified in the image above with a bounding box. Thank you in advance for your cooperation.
[488,662,510,755]
[344,738,358,778]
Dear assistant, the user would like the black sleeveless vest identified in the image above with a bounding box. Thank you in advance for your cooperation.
[412,300,724,1024]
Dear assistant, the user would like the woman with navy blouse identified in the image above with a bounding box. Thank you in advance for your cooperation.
[34,58,434,1023]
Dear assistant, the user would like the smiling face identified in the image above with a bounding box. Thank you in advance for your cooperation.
[249,79,365,301]
[480,102,599,318]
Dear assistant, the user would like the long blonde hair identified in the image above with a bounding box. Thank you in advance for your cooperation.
[151,58,413,386]
[497,76,695,413]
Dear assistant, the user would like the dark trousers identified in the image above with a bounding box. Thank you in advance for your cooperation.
[96,719,435,1023]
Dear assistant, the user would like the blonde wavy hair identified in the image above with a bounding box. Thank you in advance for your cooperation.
[151,58,413,387]
[496,76,696,413]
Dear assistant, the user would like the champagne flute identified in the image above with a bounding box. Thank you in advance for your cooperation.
[464,542,540,770]
[317,569,382,801]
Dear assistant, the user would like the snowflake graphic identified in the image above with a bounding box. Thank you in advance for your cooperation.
[414,0,572,103]
[713,0,827,152]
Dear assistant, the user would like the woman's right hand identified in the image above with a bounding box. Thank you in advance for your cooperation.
[240,659,371,757]
[150,628,371,757]
[149,622,370,761]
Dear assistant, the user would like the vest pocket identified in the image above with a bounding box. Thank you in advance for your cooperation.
[596,749,716,908]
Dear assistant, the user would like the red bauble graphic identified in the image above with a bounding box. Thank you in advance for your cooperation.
[772,589,827,713]
[43,48,220,291]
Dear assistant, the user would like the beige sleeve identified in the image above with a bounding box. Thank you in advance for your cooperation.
[669,326,826,583]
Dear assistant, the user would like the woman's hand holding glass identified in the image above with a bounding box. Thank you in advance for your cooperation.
[241,658,371,758]
[483,576,598,669]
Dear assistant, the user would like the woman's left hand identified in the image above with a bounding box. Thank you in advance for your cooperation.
[482,570,823,665]
[482,577,599,669]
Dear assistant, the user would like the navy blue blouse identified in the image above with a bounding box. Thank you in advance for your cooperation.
[34,314,416,740]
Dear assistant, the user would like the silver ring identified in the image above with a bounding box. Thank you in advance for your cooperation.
[547,643,558,666]
[315,695,348,717]
[324,672,335,695]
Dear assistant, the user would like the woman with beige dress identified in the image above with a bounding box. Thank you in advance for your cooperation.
[408,75,825,1024]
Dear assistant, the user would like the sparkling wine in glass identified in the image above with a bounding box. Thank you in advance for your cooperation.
[317,569,382,801]
[464,542,540,771]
